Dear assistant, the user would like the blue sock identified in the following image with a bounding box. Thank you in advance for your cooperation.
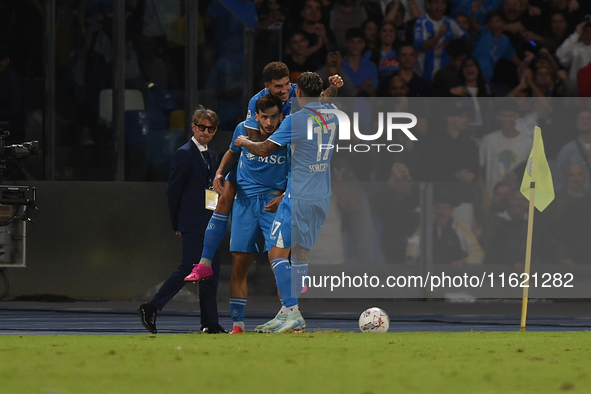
[201,212,229,262]
[272,258,297,308]
[290,258,309,297]
[230,297,247,322]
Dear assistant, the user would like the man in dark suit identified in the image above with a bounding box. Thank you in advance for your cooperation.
[138,106,226,334]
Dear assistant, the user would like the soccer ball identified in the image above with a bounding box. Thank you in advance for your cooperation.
[358,307,389,333]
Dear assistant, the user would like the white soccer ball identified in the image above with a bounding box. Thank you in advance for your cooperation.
[359,307,390,333]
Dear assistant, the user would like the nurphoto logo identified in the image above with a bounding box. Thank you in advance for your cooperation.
[306,108,418,153]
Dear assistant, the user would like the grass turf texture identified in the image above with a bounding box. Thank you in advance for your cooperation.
[1,331,590,393]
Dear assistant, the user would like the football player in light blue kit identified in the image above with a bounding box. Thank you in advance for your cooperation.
[226,94,288,334]
[235,72,344,332]
[185,62,296,283]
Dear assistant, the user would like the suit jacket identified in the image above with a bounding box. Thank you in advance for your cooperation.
[167,140,218,234]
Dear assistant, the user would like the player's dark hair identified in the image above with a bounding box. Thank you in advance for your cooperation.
[192,105,220,127]
[262,62,290,83]
[255,94,283,113]
[297,72,324,97]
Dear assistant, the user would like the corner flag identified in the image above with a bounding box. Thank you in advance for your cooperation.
[520,126,555,212]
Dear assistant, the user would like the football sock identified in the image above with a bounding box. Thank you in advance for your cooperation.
[200,212,229,266]
[290,258,309,297]
[233,321,245,330]
[230,297,247,323]
[271,258,297,307]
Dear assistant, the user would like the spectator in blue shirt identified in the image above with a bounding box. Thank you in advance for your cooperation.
[341,28,378,96]
[472,10,520,84]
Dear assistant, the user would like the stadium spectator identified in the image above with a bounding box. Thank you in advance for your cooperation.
[500,0,545,59]
[382,0,417,45]
[393,44,433,97]
[472,10,520,85]
[138,106,226,335]
[424,101,482,228]
[554,109,591,192]
[372,162,420,264]
[365,21,400,85]
[556,21,591,96]
[540,0,590,33]
[480,180,513,252]
[432,38,471,96]
[425,102,479,183]
[452,0,503,27]
[547,163,591,268]
[526,11,570,54]
[405,191,484,267]
[286,0,337,69]
[330,0,370,48]
[283,31,323,82]
[479,100,532,195]
[486,189,556,271]
[448,56,492,97]
[414,0,468,82]
[360,19,379,54]
[341,28,378,96]
[387,75,409,97]
[317,50,357,97]
[257,0,284,30]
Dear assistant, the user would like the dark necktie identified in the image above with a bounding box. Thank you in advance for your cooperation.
[202,149,211,170]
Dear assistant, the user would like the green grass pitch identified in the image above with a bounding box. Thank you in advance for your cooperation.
[1,331,590,393]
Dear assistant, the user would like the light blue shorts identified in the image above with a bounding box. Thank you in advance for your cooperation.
[270,194,330,250]
[230,193,278,253]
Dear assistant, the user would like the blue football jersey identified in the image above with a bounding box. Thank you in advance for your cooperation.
[244,83,297,129]
[230,122,288,198]
[268,102,338,201]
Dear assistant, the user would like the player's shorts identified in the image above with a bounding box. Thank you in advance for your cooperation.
[270,194,330,250]
[229,193,279,253]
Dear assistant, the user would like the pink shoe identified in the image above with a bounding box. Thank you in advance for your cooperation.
[301,285,308,294]
[184,264,213,282]
[230,326,245,334]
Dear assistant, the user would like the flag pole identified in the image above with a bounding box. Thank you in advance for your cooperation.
[520,181,536,332]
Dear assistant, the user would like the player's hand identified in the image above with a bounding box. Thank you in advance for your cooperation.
[234,135,248,147]
[213,173,225,194]
[328,74,344,89]
[264,194,284,213]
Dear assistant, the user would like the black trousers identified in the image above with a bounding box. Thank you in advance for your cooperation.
[150,232,220,326]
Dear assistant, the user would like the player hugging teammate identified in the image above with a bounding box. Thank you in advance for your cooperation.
[185,62,344,333]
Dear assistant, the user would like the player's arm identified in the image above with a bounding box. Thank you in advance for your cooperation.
[213,149,240,193]
[234,136,280,157]
[320,74,344,103]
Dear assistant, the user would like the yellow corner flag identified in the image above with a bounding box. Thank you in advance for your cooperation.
[520,126,555,212]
